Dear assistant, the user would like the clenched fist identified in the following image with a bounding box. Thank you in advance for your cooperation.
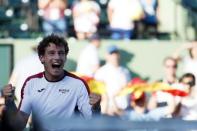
[2,84,15,100]
[89,93,101,110]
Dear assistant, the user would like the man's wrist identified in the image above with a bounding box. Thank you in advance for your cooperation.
[91,104,101,114]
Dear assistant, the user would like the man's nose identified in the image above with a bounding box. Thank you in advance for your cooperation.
[53,53,61,59]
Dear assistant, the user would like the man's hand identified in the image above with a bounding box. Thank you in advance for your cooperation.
[89,93,101,110]
[2,84,15,99]
[1,84,28,130]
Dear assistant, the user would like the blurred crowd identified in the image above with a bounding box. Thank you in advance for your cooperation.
[0,0,160,39]
[75,40,197,121]
[38,0,159,40]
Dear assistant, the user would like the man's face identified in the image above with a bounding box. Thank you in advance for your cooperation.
[164,59,177,76]
[39,43,66,80]
[107,52,120,66]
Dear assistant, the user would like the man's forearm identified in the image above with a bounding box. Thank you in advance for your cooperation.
[92,104,101,115]
[4,98,26,131]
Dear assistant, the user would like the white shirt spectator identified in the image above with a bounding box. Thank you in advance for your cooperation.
[180,96,197,120]
[108,0,142,30]
[76,44,100,77]
[73,0,101,33]
[183,56,197,86]
[94,63,131,109]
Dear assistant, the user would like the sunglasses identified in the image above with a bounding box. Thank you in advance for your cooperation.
[183,81,195,87]
[165,65,177,68]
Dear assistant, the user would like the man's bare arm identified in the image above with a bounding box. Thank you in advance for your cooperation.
[2,84,29,130]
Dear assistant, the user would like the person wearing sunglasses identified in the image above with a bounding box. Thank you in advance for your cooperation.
[173,41,197,89]
[148,57,178,113]
[174,73,197,120]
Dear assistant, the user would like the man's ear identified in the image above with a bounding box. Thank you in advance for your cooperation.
[39,56,44,64]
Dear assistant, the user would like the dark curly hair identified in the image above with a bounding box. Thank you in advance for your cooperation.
[179,73,195,87]
[37,34,69,57]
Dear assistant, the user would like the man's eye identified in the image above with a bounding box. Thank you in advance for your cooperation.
[48,52,55,55]
[59,52,65,55]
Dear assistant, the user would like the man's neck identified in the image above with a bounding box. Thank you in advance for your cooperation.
[44,71,65,82]
[165,75,177,84]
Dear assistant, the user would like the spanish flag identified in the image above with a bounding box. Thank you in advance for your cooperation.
[118,77,189,97]
[75,74,106,95]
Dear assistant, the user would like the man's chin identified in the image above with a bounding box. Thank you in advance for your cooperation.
[50,73,64,81]
[51,68,63,74]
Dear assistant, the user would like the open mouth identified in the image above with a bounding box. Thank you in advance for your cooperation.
[52,63,61,69]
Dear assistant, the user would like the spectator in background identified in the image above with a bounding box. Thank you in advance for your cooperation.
[121,92,173,121]
[72,0,101,40]
[148,57,178,115]
[159,57,179,85]
[107,0,143,40]
[138,0,159,39]
[174,73,197,120]
[9,44,44,106]
[38,0,67,36]
[94,45,131,116]
[172,41,197,89]
[76,34,101,77]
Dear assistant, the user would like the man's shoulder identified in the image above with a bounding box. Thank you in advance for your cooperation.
[65,71,83,81]
[26,72,44,80]
[65,72,87,87]
[65,71,90,94]
[23,72,44,85]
